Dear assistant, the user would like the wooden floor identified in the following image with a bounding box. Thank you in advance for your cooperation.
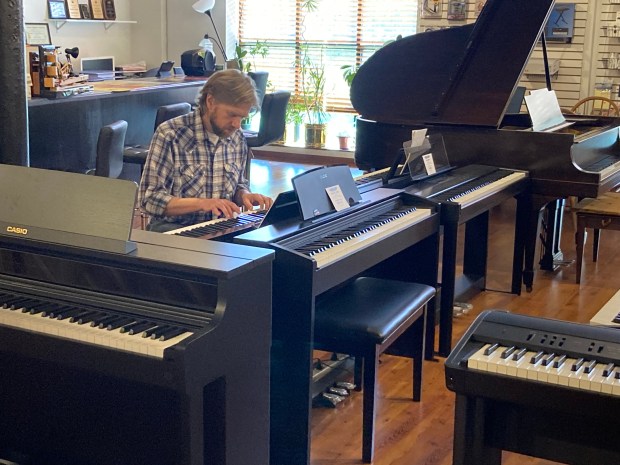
[248,158,620,465]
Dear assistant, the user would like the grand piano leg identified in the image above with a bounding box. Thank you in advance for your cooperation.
[511,192,530,295]
[522,195,554,292]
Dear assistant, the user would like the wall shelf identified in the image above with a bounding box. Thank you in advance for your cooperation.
[51,19,137,31]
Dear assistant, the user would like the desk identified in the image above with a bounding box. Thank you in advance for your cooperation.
[28,77,205,173]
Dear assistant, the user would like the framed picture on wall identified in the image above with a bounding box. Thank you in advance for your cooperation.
[79,4,92,19]
[47,0,67,19]
[25,23,52,45]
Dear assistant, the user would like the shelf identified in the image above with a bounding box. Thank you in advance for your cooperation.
[50,19,137,31]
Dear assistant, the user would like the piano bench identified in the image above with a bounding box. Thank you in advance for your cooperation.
[574,192,620,284]
[314,276,435,463]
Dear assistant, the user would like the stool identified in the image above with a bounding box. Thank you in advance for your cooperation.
[314,277,435,463]
[573,192,620,283]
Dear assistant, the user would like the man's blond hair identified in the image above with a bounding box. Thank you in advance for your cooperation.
[198,69,258,113]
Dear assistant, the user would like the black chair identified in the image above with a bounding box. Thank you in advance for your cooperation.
[248,70,269,106]
[86,120,128,179]
[123,102,193,176]
[314,277,435,463]
[243,90,291,148]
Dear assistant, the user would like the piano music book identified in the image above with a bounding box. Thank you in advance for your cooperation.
[525,88,574,132]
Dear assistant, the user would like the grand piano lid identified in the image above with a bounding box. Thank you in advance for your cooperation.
[350,0,555,128]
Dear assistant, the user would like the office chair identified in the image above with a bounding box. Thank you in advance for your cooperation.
[123,102,193,175]
[86,120,128,179]
[248,70,269,106]
[243,90,291,148]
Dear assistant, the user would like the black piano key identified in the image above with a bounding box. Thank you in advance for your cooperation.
[583,360,597,374]
[542,353,556,367]
[603,363,615,377]
[484,343,499,356]
[26,302,57,315]
[126,321,157,335]
[92,315,123,328]
[157,327,188,341]
[553,354,567,369]
[571,358,585,372]
[500,346,516,359]
[512,348,527,361]
[52,307,82,320]
[615,370,620,380]
[106,317,135,330]
[530,351,545,364]
[144,325,170,339]
[73,311,102,325]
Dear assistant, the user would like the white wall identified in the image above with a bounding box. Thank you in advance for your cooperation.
[23,0,134,68]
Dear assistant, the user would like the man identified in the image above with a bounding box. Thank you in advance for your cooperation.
[139,69,273,232]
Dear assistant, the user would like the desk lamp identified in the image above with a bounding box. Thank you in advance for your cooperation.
[192,0,228,62]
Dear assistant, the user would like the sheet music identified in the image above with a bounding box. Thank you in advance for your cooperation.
[525,88,574,132]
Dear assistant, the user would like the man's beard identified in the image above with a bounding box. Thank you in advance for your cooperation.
[209,114,233,138]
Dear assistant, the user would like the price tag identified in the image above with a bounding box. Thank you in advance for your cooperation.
[422,153,436,175]
[325,185,350,211]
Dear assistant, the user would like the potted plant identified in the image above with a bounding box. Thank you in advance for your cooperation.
[299,47,329,148]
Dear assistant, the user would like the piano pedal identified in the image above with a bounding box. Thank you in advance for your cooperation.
[313,392,345,408]
[453,302,473,316]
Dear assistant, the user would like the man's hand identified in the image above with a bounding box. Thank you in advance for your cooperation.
[241,192,273,212]
[198,198,241,218]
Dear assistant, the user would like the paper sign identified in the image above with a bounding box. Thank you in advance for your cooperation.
[411,128,428,147]
[326,185,350,211]
[422,153,436,175]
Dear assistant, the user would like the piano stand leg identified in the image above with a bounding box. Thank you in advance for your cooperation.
[539,199,567,271]
[452,394,502,465]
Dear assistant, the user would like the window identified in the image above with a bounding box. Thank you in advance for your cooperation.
[232,0,419,115]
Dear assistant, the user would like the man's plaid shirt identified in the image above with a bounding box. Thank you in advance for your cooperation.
[138,109,250,227]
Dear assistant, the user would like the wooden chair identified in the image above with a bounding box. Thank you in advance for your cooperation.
[573,192,620,284]
[313,277,435,463]
[570,96,620,117]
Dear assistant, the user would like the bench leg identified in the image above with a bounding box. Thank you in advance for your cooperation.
[593,229,600,262]
[412,313,425,402]
[575,218,586,284]
[362,348,379,463]
[354,357,363,391]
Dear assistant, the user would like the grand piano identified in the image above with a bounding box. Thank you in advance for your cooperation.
[0,166,274,465]
[351,0,620,293]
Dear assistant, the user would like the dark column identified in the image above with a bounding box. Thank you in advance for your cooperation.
[0,0,29,166]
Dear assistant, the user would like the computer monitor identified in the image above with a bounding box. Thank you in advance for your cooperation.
[80,56,115,73]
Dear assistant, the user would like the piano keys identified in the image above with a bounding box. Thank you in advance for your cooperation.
[350,0,620,293]
[445,310,620,465]
[235,188,440,465]
[165,210,267,240]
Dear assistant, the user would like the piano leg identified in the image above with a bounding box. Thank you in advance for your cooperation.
[511,192,530,295]
[538,199,567,271]
[522,195,555,292]
[452,394,502,465]
[439,221,459,357]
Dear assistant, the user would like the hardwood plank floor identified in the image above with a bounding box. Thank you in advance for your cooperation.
[247,158,620,465]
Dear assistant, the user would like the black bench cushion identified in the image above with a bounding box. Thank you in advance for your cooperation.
[314,277,435,345]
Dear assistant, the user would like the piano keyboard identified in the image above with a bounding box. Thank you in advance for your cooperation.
[0,293,194,358]
[290,205,431,269]
[431,170,526,207]
[165,210,266,239]
[467,342,620,395]
[582,155,620,180]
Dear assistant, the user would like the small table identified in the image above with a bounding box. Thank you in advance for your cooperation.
[574,192,620,284]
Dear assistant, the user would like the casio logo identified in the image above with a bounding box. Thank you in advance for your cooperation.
[6,226,28,235]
